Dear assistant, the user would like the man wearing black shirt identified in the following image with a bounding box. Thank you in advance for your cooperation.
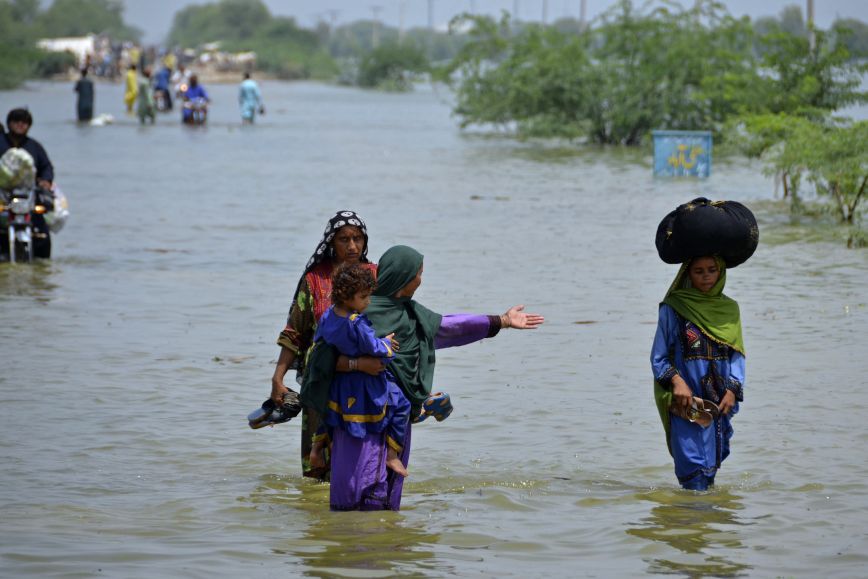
[0,108,56,257]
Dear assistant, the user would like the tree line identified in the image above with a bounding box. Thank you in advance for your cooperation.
[0,0,140,89]
[437,0,867,233]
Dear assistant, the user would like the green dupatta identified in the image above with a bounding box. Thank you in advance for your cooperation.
[364,245,442,414]
[654,256,744,446]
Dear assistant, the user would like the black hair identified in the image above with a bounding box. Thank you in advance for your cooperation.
[331,263,377,307]
[6,108,32,127]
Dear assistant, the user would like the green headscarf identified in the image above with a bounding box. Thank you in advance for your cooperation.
[662,256,744,355]
[365,245,443,413]
[654,255,745,451]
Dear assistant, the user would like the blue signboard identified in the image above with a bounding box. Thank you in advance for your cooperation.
[652,130,713,178]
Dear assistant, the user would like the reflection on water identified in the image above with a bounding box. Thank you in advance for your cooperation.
[0,260,57,303]
[1,80,866,577]
[248,475,444,578]
[627,488,751,578]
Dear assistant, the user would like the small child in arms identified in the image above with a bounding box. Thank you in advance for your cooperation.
[309,263,410,477]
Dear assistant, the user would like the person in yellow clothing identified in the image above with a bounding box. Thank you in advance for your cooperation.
[162,51,177,72]
[124,64,138,114]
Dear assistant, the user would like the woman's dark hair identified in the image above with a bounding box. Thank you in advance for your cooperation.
[7,108,32,127]
[331,263,376,306]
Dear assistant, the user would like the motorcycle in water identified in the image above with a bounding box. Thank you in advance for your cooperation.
[182,97,208,126]
[154,88,171,112]
[0,186,67,262]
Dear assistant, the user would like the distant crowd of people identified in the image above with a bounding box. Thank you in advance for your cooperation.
[73,49,265,126]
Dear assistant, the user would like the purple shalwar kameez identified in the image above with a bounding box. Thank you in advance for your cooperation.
[329,314,500,511]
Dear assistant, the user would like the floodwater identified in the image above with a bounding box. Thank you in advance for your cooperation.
[1,80,866,578]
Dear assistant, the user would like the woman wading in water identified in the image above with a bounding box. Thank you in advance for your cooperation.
[304,245,545,510]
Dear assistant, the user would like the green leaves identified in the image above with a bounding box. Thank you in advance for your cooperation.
[442,1,758,144]
[356,42,429,91]
[166,1,336,80]
[440,0,867,149]
[732,114,868,223]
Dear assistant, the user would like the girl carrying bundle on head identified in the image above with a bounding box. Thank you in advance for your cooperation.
[650,255,746,490]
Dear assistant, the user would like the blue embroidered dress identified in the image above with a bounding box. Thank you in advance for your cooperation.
[313,306,410,452]
[651,304,745,489]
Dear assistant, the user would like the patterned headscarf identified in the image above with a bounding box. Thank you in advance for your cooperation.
[291,210,369,306]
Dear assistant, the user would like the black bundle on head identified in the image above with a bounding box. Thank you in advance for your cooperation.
[655,197,759,268]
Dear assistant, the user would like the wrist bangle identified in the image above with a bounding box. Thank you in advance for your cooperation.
[500,314,510,329]
[349,358,357,371]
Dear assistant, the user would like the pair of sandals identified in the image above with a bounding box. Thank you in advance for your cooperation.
[670,396,720,428]
[248,390,303,429]
[248,390,452,429]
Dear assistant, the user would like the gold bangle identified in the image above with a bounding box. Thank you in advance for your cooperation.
[501,313,510,329]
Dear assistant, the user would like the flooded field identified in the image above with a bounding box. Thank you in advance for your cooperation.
[1,79,866,577]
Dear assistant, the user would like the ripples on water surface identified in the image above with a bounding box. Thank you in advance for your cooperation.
[1,81,866,577]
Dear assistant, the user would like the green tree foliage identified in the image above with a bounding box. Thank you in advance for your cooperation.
[441,1,760,144]
[37,0,141,41]
[777,4,807,37]
[439,14,594,139]
[167,0,270,47]
[356,42,429,91]
[832,18,868,59]
[756,26,868,116]
[166,0,335,79]
[8,0,39,25]
[327,21,466,63]
[441,0,867,146]
[1,0,93,87]
[732,114,868,224]
[0,1,39,88]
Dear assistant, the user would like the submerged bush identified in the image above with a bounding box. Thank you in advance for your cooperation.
[356,43,429,91]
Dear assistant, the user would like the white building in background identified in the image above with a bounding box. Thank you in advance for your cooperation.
[36,34,97,68]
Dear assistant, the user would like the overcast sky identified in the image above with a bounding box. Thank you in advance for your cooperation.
[124,0,868,44]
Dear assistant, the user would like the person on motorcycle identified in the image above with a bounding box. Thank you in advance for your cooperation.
[181,75,210,124]
[0,108,54,257]
[0,109,53,190]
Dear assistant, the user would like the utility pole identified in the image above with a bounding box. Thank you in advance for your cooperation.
[326,9,339,37]
[514,0,520,21]
[428,0,435,30]
[580,0,587,30]
[542,0,548,24]
[371,5,382,48]
[399,0,406,43]
[807,0,816,52]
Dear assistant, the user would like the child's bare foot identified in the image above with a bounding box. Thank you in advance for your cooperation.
[386,455,408,477]
[309,447,325,469]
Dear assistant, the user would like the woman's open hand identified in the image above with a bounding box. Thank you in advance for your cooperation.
[502,305,545,330]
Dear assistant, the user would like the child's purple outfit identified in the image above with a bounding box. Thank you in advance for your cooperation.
[312,306,410,452]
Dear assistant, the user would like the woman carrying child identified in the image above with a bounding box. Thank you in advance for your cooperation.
[308,263,410,479]
[305,245,545,511]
